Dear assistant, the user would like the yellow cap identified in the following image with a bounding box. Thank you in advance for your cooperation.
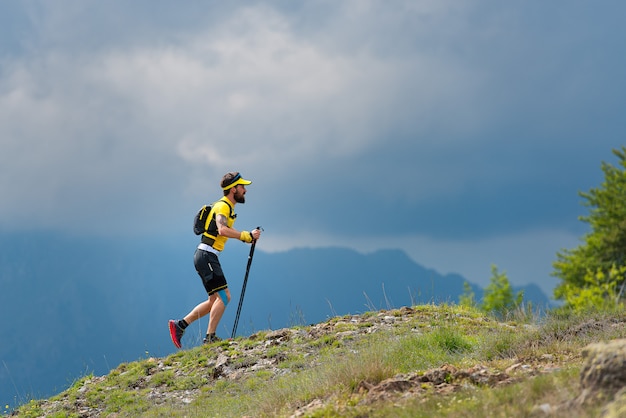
[221,172,252,190]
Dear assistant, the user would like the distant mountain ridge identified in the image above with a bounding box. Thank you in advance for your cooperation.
[0,232,553,411]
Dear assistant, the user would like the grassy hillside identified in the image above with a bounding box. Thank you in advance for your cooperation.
[10,304,626,417]
[0,235,554,412]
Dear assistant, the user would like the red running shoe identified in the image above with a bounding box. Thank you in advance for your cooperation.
[168,320,184,349]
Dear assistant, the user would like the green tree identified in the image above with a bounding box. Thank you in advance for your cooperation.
[481,265,523,317]
[553,147,626,308]
[459,281,477,308]
[558,265,623,313]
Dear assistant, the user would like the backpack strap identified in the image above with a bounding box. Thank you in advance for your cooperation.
[201,198,235,246]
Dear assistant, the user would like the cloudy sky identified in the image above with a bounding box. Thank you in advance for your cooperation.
[1,1,625,296]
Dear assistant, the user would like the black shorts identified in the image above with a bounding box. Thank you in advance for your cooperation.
[194,248,227,295]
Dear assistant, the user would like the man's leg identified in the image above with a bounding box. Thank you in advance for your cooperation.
[207,288,231,334]
[184,297,214,325]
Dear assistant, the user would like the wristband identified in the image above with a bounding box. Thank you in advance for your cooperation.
[240,231,253,243]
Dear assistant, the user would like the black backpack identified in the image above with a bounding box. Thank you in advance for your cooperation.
[193,200,235,236]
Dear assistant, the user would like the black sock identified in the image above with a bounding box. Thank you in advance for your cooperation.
[178,319,189,330]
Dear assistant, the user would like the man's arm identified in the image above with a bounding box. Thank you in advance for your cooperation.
[216,214,261,241]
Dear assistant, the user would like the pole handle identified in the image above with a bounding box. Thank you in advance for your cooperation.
[251,226,263,243]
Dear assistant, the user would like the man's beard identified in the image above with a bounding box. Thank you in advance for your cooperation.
[234,191,246,204]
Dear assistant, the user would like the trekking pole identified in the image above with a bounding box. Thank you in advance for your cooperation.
[231,227,262,339]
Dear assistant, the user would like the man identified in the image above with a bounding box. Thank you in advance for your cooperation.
[168,172,261,348]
